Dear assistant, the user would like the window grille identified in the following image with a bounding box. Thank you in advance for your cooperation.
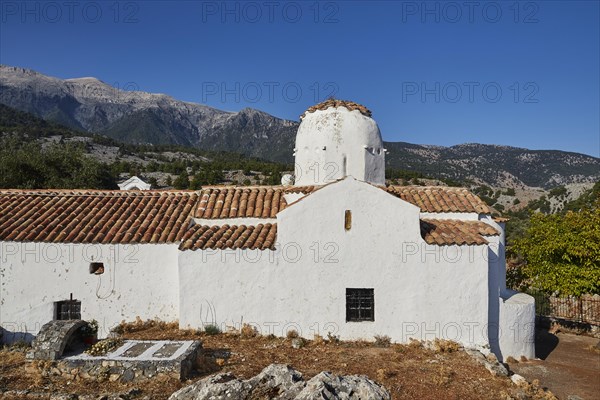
[346,288,374,322]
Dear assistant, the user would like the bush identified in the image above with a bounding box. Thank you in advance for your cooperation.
[240,323,258,338]
[327,331,340,344]
[374,334,391,347]
[204,324,221,336]
[313,334,325,345]
[286,329,299,339]
[433,339,461,353]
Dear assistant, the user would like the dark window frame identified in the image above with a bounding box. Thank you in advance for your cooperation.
[346,288,374,322]
[55,299,81,320]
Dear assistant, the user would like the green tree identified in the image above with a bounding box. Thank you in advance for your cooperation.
[0,138,116,189]
[173,172,190,189]
[513,205,600,296]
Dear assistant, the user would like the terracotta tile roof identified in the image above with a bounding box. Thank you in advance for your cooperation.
[300,99,372,119]
[386,186,492,214]
[194,186,316,219]
[420,219,499,246]
[195,185,491,218]
[0,185,497,248]
[0,190,198,244]
[179,223,277,251]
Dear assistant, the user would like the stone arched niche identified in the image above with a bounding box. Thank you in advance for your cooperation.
[27,320,88,360]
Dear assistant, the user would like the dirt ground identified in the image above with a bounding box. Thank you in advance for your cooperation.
[0,320,562,400]
[509,330,600,400]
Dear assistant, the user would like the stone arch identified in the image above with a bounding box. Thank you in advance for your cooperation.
[27,320,87,360]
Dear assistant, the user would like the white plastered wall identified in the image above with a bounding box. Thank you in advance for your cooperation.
[0,243,179,343]
[480,216,535,361]
[294,108,385,186]
[179,178,491,349]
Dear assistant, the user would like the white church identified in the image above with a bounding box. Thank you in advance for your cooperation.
[0,99,535,361]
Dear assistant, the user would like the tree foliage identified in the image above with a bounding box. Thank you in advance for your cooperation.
[512,203,600,296]
[0,138,116,189]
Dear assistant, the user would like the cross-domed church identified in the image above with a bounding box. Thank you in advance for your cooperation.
[0,100,535,361]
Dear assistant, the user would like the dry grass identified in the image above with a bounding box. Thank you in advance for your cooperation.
[0,320,559,400]
[587,344,600,354]
[432,338,462,353]
[240,323,259,339]
[0,346,187,399]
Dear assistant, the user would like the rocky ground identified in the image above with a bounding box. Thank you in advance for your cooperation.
[0,320,562,400]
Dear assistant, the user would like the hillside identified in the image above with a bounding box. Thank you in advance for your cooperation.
[1,65,598,190]
[0,104,289,189]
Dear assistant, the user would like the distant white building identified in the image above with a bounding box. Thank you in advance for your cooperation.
[117,176,151,190]
[0,100,535,361]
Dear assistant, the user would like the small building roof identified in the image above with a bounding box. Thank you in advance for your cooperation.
[420,219,499,246]
[194,185,316,219]
[386,186,492,214]
[117,176,152,191]
[179,223,277,251]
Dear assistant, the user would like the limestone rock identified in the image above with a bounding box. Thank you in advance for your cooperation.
[168,364,390,400]
[295,372,391,400]
[245,364,305,398]
[466,348,508,377]
[168,372,252,400]
[510,374,527,386]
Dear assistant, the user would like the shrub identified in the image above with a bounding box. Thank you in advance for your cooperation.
[313,334,325,345]
[204,324,221,336]
[291,337,306,349]
[327,331,340,344]
[286,329,299,339]
[433,338,461,353]
[374,334,392,347]
[240,323,258,338]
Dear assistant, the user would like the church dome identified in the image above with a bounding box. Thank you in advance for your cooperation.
[294,99,385,186]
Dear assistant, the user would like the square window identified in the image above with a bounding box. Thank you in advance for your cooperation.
[55,300,81,320]
[89,262,104,275]
[346,288,374,322]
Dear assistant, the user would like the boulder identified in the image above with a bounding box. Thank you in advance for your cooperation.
[168,364,390,400]
[169,372,252,400]
[245,364,305,399]
[295,372,391,400]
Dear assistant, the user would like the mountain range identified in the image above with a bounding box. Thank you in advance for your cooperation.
[1,65,598,189]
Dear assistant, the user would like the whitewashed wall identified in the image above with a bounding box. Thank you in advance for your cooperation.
[179,178,492,349]
[294,108,385,186]
[0,243,179,343]
[498,290,536,361]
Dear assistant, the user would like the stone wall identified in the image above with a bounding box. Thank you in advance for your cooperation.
[31,340,203,382]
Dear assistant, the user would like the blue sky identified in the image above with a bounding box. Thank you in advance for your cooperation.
[1,0,599,157]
